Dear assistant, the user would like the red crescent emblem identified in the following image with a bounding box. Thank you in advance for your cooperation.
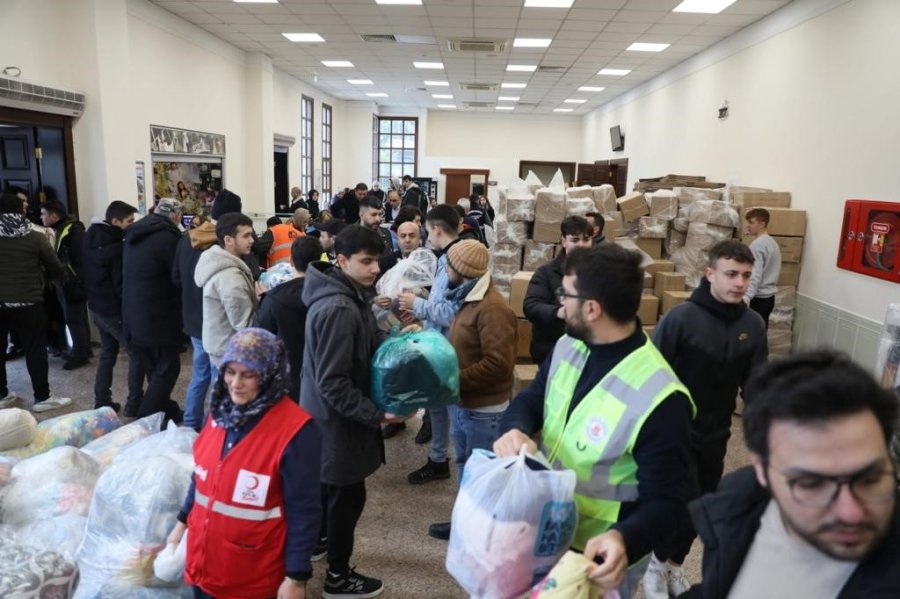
[247,475,260,490]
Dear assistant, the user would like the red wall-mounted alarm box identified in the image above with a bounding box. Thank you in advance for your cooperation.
[837,200,900,282]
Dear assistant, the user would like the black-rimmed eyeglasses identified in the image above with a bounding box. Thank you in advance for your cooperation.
[555,286,592,301]
[774,466,897,508]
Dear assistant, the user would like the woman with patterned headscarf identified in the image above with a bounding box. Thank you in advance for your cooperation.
[167,328,322,599]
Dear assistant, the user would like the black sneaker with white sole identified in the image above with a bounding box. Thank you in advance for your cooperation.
[311,537,327,562]
[323,568,384,598]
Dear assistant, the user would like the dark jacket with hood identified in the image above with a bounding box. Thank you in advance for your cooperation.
[256,276,308,403]
[301,262,386,485]
[82,221,126,317]
[52,216,86,276]
[0,214,64,303]
[172,221,217,339]
[123,213,183,347]
[685,467,900,599]
[523,254,565,365]
[652,279,767,443]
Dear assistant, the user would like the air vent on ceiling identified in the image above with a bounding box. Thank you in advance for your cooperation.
[448,38,508,53]
[360,34,397,43]
[518,102,539,107]
[0,76,85,117]
[537,65,568,73]
[460,82,499,91]
[463,101,495,109]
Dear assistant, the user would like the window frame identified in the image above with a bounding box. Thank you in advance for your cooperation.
[321,103,332,202]
[373,116,418,188]
[300,95,314,195]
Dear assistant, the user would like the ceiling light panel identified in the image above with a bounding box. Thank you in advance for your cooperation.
[414,61,444,69]
[424,80,449,86]
[627,42,670,52]
[366,93,388,97]
[496,106,515,110]
[432,94,453,99]
[234,0,277,3]
[523,0,574,7]
[553,108,573,112]
[598,68,631,76]
[282,33,325,42]
[375,0,422,4]
[578,86,605,92]
[513,38,552,48]
[673,0,737,14]
[497,96,520,101]
[437,104,456,109]
[501,82,527,88]
[564,98,586,104]
[507,64,538,72]
[322,60,353,68]
[347,79,374,85]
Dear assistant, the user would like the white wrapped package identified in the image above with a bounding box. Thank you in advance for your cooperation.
[535,189,566,223]
[685,222,734,251]
[566,185,593,199]
[666,229,687,255]
[494,217,529,245]
[620,219,640,239]
[670,247,709,288]
[81,413,164,469]
[649,190,678,220]
[686,200,740,228]
[767,329,793,356]
[506,197,536,222]
[613,238,654,268]
[775,286,797,309]
[447,449,577,599]
[566,196,595,218]
[114,421,198,467]
[523,241,556,271]
[496,188,508,215]
[153,530,187,583]
[673,217,690,233]
[675,186,723,207]
[0,408,37,451]
[591,185,617,214]
[639,216,668,239]
[769,307,795,330]
[375,248,438,298]
[1,446,101,526]
[17,515,88,559]
[1,406,120,459]
[547,169,566,191]
[524,171,544,196]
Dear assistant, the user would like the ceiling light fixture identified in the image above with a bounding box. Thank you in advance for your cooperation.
[347,79,374,85]
[414,61,444,69]
[564,99,586,104]
[513,38,552,48]
[524,0,574,7]
[578,86,605,92]
[598,68,631,76]
[501,82,527,89]
[507,64,537,72]
[437,104,456,109]
[375,0,422,4]
[282,33,325,42]
[627,42,670,52]
[497,96,520,101]
[554,108,573,112]
[432,94,453,99]
[234,0,277,3]
[424,80,449,86]
[496,106,515,111]
[673,0,737,13]
[366,93,388,97]
[321,60,354,68]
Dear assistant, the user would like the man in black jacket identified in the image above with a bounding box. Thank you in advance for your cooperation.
[686,351,900,599]
[401,175,428,216]
[123,198,184,424]
[256,236,323,402]
[83,201,141,414]
[523,216,593,364]
[644,240,767,599]
[41,199,91,370]
[302,226,411,598]
[331,183,366,224]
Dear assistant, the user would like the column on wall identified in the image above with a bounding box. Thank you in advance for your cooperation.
[243,52,274,215]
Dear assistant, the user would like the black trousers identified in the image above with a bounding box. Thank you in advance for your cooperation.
[132,344,182,421]
[55,287,91,360]
[90,311,146,407]
[321,480,367,575]
[656,437,729,564]
[0,304,50,401]
[750,295,775,330]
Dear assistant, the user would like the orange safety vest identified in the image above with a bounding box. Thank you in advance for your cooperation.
[267,223,304,268]
[185,398,311,598]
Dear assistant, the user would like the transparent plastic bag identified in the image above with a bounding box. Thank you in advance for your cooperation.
[639,216,668,239]
[447,449,577,599]
[591,185,617,214]
[0,408,37,451]
[371,330,460,415]
[530,551,608,599]
[0,532,79,599]
[494,216,529,245]
[114,421,197,467]
[875,304,900,389]
[17,515,88,559]
[685,199,740,229]
[685,222,733,251]
[566,197,595,218]
[566,185,593,199]
[375,248,438,299]
[548,169,566,191]
[507,197,536,222]
[81,413,165,469]
[524,241,556,271]
[153,530,187,583]
[525,171,545,195]
[535,190,567,223]
[1,406,120,459]
[670,247,709,288]
[666,229,687,255]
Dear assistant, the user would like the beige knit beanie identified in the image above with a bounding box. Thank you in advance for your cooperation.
[447,240,489,279]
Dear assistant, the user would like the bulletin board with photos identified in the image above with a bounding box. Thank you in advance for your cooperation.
[149,125,225,216]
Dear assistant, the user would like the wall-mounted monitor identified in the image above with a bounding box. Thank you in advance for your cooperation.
[610,125,624,152]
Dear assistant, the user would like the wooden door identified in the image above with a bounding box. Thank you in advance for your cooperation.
[0,126,39,203]
[444,173,470,205]
[610,158,629,196]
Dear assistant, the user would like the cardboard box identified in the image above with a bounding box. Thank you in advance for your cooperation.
[533,220,561,244]
[742,235,804,263]
[644,271,653,289]
[617,192,649,222]
[514,363,540,396]
[645,259,675,276]
[778,262,801,286]
[744,207,806,237]
[634,238,663,259]
[535,190,567,223]
[523,240,556,271]
[654,271,686,297]
[508,271,534,318]
[733,191,791,209]
[662,290,692,313]
[516,318,532,360]
[649,193,678,220]
[639,216,668,239]
[639,294,660,325]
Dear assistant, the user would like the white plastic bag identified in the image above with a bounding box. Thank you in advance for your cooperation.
[447,449,577,599]
[153,530,188,582]
[114,420,198,466]
[0,408,37,451]
[82,412,164,468]
[375,247,438,299]
[548,169,566,191]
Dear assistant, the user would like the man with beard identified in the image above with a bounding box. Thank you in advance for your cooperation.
[684,351,900,598]
[493,244,694,597]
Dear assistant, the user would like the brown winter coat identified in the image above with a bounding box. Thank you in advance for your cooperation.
[448,273,517,409]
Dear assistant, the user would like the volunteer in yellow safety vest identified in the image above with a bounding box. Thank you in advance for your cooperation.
[494,243,695,597]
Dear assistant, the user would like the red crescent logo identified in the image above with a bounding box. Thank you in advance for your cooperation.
[247,475,260,490]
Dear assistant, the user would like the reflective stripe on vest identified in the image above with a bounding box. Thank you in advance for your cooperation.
[540,334,694,549]
[194,490,283,522]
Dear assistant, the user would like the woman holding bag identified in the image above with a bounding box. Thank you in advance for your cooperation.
[167,328,322,599]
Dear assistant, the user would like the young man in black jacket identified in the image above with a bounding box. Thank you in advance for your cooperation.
[643,240,767,598]
[82,201,141,413]
[686,352,900,599]
[523,216,593,365]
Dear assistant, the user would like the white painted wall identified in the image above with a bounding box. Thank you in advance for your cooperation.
[582,0,900,324]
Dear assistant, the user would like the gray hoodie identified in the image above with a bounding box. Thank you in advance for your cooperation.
[194,244,258,365]
[745,233,781,300]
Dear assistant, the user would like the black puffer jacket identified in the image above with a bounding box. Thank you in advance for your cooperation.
[652,279,766,442]
[82,221,125,317]
[255,277,308,402]
[301,262,385,485]
[172,222,217,339]
[122,213,183,347]
[0,215,64,303]
[523,256,564,365]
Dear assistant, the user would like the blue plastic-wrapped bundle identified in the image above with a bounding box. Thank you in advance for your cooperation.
[371,330,460,415]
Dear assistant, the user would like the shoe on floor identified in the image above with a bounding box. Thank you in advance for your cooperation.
[312,537,327,562]
[123,399,141,418]
[427,521,451,541]
[381,422,406,439]
[5,346,24,360]
[407,458,450,485]
[95,401,122,414]
[33,396,73,413]
[641,554,671,599]
[62,357,90,371]
[323,568,384,598]
[414,419,432,445]
[0,393,24,410]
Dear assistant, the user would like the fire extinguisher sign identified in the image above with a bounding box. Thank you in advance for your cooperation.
[872,221,891,253]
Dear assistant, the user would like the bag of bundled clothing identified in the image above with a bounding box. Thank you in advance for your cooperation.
[81,413,164,469]
[447,449,577,599]
[0,531,79,599]
[371,330,460,415]
[0,406,120,459]
[530,551,614,599]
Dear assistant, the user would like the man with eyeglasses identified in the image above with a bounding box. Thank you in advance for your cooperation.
[685,351,900,598]
[523,216,594,364]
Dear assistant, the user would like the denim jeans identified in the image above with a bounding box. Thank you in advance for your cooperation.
[449,404,505,482]
[91,311,145,407]
[184,337,211,430]
[428,405,451,463]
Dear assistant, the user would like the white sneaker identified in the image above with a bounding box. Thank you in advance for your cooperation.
[667,564,692,597]
[33,396,73,413]
[642,555,671,599]
[0,393,23,410]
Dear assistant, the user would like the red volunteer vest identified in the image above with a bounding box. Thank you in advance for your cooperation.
[267,223,304,268]
[185,397,311,598]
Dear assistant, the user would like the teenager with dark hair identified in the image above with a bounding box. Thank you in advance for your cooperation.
[686,351,900,598]
[744,207,782,328]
